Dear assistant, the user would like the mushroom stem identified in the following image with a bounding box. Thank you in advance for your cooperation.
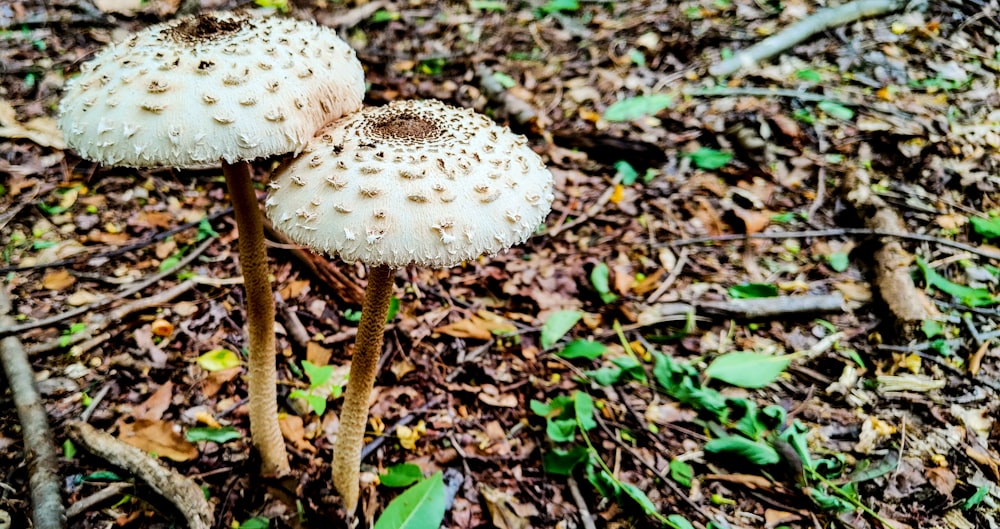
[333,263,395,513]
[222,160,289,476]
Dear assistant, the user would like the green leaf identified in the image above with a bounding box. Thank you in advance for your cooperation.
[618,480,667,523]
[370,8,400,23]
[289,391,328,416]
[373,472,446,529]
[916,256,998,307]
[159,252,183,272]
[727,282,778,299]
[971,216,1000,240]
[540,310,582,349]
[301,360,334,388]
[491,71,516,89]
[546,418,578,443]
[343,308,362,322]
[921,319,944,339]
[817,100,854,120]
[197,349,241,371]
[805,486,854,512]
[197,218,220,240]
[185,426,242,444]
[613,160,639,186]
[542,446,590,475]
[238,517,270,529]
[538,0,579,14]
[380,463,424,488]
[964,485,989,509]
[574,391,597,431]
[705,352,791,388]
[669,458,693,487]
[666,514,696,529]
[826,252,849,273]
[556,339,606,360]
[530,395,573,418]
[63,439,76,459]
[469,0,507,11]
[386,297,401,322]
[586,357,646,386]
[796,69,821,82]
[603,94,672,122]
[704,435,780,465]
[684,147,732,170]
[590,263,618,304]
[83,470,122,482]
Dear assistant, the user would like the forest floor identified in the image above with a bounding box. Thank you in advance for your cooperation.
[2,0,1000,528]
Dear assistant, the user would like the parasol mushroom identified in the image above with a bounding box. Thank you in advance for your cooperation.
[57,10,365,475]
[265,99,555,511]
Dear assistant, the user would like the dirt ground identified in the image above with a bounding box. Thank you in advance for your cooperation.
[2,0,1000,528]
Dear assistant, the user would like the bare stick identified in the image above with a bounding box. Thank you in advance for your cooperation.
[65,420,213,529]
[698,293,846,319]
[567,475,597,529]
[710,0,908,77]
[359,393,447,460]
[0,289,65,529]
[65,482,131,520]
[275,292,311,350]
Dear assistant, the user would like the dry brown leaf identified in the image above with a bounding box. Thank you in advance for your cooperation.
[925,466,956,497]
[66,290,101,306]
[201,367,241,398]
[0,100,65,149]
[133,381,174,421]
[117,419,198,462]
[764,508,802,528]
[306,341,332,366]
[479,485,537,529]
[41,270,75,291]
[390,358,416,380]
[478,392,518,408]
[279,414,316,453]
[435,311,515,340]
[279,279,310,300]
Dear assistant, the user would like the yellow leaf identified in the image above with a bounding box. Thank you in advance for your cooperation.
[608,184,625,205]
[396,420,426,450]
[42,270,76,290]
[197,349,241,372]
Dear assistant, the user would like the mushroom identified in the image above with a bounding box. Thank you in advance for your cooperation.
[58,10,365,475]
[265,99,555,511]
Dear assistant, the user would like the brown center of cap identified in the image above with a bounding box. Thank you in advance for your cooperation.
[367,112,441,142]
[165,13,246,43]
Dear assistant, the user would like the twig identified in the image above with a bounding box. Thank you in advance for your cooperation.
[79,383,112,423]
[275,292,310,349]
[665,228,1000,261]
[65,482,132,520]
[567,475,598,529]
[698,293,846,319]
[685,86,860,105]
[0,288,65,529]
[65,420,214,529]
[359,394,447,460]
[646,248,689,303]
[709,0,908,77]
[0,208,230,275]
[0,237,214,338]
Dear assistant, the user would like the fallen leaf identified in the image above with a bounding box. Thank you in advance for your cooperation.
[0,100,66,149]
[279,279,310,300]
[42,270,76,290]
[479,485,538,529]
[118,419,198,462]
[397,420,426,450]
[201,367,241,398]
[66,291,101,306]
[279,414,316,453]
[390,358,416,380]
[306,342,332,366]
[764,508,802,528]
[925,466,956,497]
[151,318,174,338]
[435,312,515,340]
[132,381,173,421]
[478,392,518,408]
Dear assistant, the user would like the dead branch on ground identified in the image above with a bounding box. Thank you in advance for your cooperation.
[65,420,214,529]
[263,219,366,305]
[0,288,65,529]
[710,0,909,77]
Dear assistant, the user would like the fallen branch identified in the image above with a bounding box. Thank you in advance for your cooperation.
[0,288,65,529]
[709,0,908,77]
[263,219,366,305]
[666,228,1000,262]
[698,293,846,319]
[0,237,214,338]
[65,420,214,529]
[275,292,311,349]
[65,482,132,520]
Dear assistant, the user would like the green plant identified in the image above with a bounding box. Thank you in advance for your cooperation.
[373,471,446,529]
[289,360,344,416]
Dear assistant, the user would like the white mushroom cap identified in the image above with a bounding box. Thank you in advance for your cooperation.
[58,11,365,168]
[266,99,555,268]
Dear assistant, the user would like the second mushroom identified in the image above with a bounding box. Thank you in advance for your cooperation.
[265,99,555,512]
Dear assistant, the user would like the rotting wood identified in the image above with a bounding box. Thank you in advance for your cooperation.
[263,219,366,305]
[0,288,65,529]
[65,420,214,529]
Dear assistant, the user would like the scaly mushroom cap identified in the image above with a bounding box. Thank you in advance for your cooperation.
[266,99,555,268]
[58,11,365,168]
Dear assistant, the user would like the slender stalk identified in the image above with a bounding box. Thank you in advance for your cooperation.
[222,160,289,476]
[333,264,395,513]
